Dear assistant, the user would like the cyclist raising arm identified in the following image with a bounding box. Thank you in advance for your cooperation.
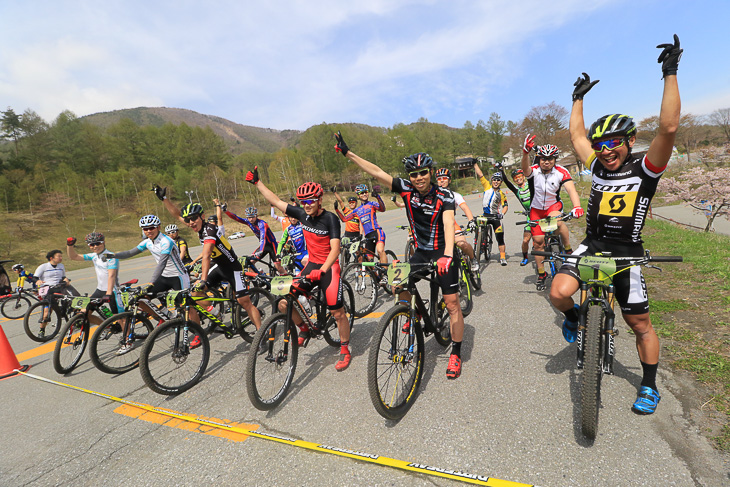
[473,162,509,265]
[551,35,682,415]
[334,131,465,379]
[502,167,533,266]
[246,168,353,371]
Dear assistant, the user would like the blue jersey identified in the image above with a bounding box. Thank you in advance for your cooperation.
[349,196,385,234]
[283,223,307,255]
[225,211,278,252]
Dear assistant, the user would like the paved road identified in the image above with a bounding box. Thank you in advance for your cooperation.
[651,204,730,236]
[2,193,728,487]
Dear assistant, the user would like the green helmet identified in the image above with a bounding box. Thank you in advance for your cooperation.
[588,114,636,141]
[180,203,203,218]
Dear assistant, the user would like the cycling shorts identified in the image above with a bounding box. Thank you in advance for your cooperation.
[529,202,563,237]
[364,229,386,255]
[344,230,360,240]
[149,275,188,305]
[296,262,344,310]
[558,238,649,315]
[90,288,121,314]
[208,264,249,298]
[409,248,459,296]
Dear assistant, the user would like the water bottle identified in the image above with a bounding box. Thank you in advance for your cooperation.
[297,295,312,317]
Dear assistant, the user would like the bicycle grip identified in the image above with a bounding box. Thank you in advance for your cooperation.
[649,256,683,262]
[531,251,552,257]
[515,221,527,225]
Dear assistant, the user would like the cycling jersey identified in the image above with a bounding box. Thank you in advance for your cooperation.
[344,196,384,235]
[277,222,308,257]
[16,271,38,289]
[271,207,291,232]
[137,233,187,279]
[337,206,361,234]
[527,163,572,210]
[284,205,341,264]
[83,250,119,292]
[585,153,664,244]
[225,211,278,253]
[478,177,507,216]
[175,237,193,264]
[392,178,455,251]
[198,222,242,272]
[34,263,67,286]
[503,177,531,211]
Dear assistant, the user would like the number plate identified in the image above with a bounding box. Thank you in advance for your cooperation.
[71,296,91,309]
[349,241,360,254]
[578,256,617,282]
[476,216,489,224]
[539,218,558,233]
[166,290,181,308]
[281,255,292,266]
[341,237,351,247]
[120,292,131,308]
[271,276,293,296]
[388,262,410,287]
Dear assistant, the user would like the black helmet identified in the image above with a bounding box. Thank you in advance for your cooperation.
[207,215,218,224]
[588,114,637,141]
[402,153,434,173]
[85,232,105,244]
[180,203,203,218]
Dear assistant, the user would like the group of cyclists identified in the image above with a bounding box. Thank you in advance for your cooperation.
[15,34,682,417]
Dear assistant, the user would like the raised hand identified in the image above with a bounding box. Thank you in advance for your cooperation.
[151,184,167,201]
[523,134,537,154]
[334,131,349,156]
[572,72,599,101]
[245,166,260,185]
[66,237,76,247]
[657,34,682,78]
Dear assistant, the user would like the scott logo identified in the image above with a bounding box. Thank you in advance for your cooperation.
[608,194,626,213]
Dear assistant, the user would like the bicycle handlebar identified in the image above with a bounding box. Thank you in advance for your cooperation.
[531,250,683,263]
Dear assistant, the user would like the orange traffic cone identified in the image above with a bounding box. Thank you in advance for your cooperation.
[0,325,29,380]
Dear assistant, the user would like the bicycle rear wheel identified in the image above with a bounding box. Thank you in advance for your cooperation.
[324,280,356,347]
[367,304,424,420]
[89,312,153,374]
[485,228,493,263]
[404,240,415,263]
[246,312,298,410]
[1,295,32,320]
[458,264,473,317]
[234,287,276,343]
[581,304,604,440]
[342,263,378,318]
[23,300,61,342]
[52,314,89,374]
[139,319,210,395]
[433,298,452,347]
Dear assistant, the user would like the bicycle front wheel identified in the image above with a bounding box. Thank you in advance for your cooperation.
[474,226,486,265]
[485,228,493,263]
[234,287,276,343]
[23,300,61,342]
[89,312,153,374]
[52,314,89,374]
[404,240,415,263]
[246,312,298,410]
[433,298,453,347]
[581,304,604,440]
[1,295,32,320]
[324,280,356,347]
[458,264,473,317]
[342,263,378,318]
[367,305,424,420]
[139,319,210,395]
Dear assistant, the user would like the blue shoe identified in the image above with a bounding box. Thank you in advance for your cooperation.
[520,258,529,266]
[562,304,579,343]
[632,386,661,415]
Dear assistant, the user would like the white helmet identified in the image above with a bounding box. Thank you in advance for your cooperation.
[139,214,161,227]
[165,224,178,233]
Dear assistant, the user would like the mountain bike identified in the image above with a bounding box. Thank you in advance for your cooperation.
[1,286,41,320]
[52,295,115,374]
[22,286,76,342]
[139,285,275,395]
[456,225,481,292]
[453,235,474,317]
[245,275,355,410]
[367,262,452,420]
[341,236,397,317]
[397,225,416,262]
[473,215,501,264]
[517,212,573,280]
[533,249,682,440]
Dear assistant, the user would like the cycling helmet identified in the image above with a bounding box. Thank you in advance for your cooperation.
[207,215,218,224]
[12,264,23,271]
[296,182,324,200]
[491,172,503,181]
[180,203,203,219]
[536,144,560,159]
[244,206,258,218]
[355,184,369,195]
[588,114,636,141]
[139,214,161,227]
[402,153,434,172]
[85,232,105,244]
[511,169,524,178]
[435,168,451,179]
[347,196,357,203]
[165,224,178,233]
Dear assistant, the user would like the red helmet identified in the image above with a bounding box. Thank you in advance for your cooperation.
[296,182,324,200]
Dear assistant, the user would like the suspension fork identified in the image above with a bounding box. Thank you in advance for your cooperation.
[602,284,617,375]
[576,282,589,369]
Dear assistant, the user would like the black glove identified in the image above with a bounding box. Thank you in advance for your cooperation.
[334,200,339,210]
[140,283,153,295]
[572,72,599,101]
[372,189,380,198]
[390,195,397,202]
[192,280,207,292]
[467,219,476,231]
[100,253,115,262]
[66,237,76,247]
[101,295,111,304]
[151,184,167,201]
[330,186,337,193]
[245,166,260,185]
[657,34,682,78]
[220,202,227,212]
[334,131,349,156]
[253,250,263,260]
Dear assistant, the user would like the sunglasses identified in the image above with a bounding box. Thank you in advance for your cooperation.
[436,176,450,182]
[409,169,430,178]
[88,242,103,247]
[592,138,626,152]
[299,199,318,205]
[142,226,157,231]
[183,214,201,223]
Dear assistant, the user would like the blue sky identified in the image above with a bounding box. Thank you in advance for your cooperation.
[1,0,728,131]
